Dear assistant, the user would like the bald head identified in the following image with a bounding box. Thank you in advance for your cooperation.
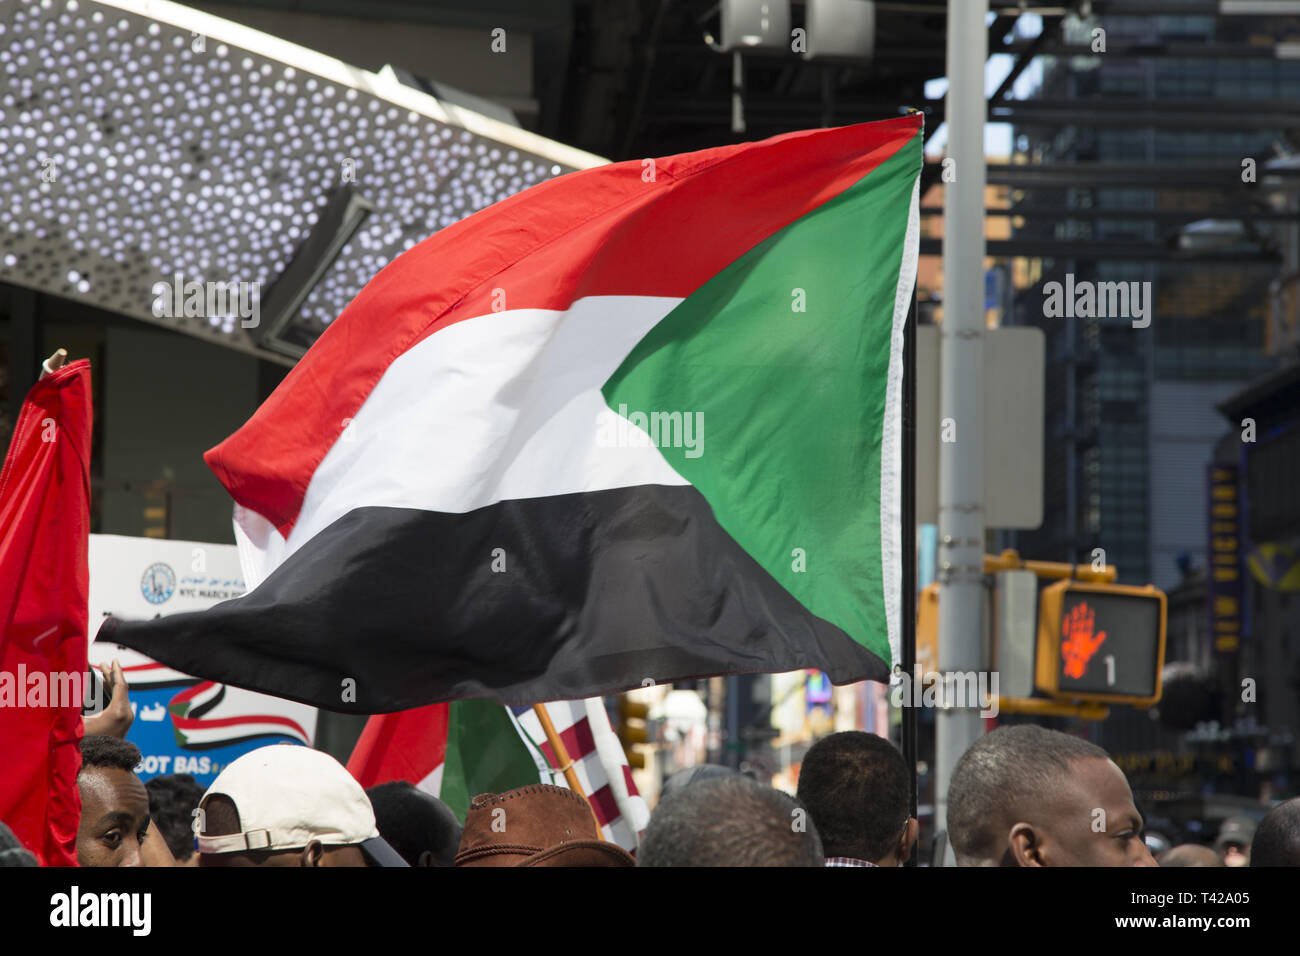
[948,725,1109,866]
[1160,844,1223,867]
[638,775,823,867]
[948,725,1154,867]
[1251,798,1300,867]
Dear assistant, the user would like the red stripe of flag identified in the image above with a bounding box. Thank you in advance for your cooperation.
[586,784,620,828]
[347,702,449,789]
[537,715,596,768]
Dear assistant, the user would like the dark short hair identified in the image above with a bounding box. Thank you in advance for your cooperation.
[1250,798,1300,867]
[366,781,462,867]
[145,773,205,861]
[947,724,1108,865]
[797,731,909,862]
[79,735,142,775]
[638,774,823,867]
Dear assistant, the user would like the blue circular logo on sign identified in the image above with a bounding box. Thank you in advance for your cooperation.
[141,563,176,604]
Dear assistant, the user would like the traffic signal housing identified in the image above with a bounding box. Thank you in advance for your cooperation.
[1034,580,1167,707]
[916,552,1168,719]
[616,695,650,769]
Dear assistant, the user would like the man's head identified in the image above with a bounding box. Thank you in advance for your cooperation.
[1215,816,1256,867]
[197,744,403,867]
[77,735,150,868]
[1159,844,1223,867]
[144,773,206,866]
[366,781,462,867]
[638,774,823,867]
[1250,798,1300,867]
[947,724,1155,867]
[796,731,917,866]
[658,764,741,803]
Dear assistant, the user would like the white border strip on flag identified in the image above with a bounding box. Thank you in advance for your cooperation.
[881,170,922,677]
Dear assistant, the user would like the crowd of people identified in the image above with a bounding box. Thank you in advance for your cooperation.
[4,720,1298,867]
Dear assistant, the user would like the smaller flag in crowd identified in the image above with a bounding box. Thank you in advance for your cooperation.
[510,699,649,851]
[348,697,649,852]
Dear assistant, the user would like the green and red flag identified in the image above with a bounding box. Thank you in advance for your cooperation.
[101,114,923,711]
[346,698,650,851]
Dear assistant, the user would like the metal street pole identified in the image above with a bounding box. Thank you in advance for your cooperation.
[936,0,988,843]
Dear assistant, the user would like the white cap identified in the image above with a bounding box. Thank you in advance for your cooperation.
[197,744,384,856]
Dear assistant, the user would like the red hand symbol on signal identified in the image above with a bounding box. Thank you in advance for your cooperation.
[1061,602,1107,680]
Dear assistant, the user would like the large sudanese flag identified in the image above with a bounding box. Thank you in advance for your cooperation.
[100,114,923,713]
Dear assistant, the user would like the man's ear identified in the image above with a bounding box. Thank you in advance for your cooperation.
[898,818,919,864]
[300,840,324,867]
[1008,823,1045,867]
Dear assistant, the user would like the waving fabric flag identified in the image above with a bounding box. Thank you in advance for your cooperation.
[101,114,923,712]
[347,698,649,851]
[0,360,93,866]
[510,699,650,850]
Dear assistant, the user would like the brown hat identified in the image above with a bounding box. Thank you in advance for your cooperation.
[454,784,635,867]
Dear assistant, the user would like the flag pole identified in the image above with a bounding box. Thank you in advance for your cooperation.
[900,226,920,867]
[532,703,606,839]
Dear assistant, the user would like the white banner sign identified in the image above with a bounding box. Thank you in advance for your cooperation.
[88,534,317,782]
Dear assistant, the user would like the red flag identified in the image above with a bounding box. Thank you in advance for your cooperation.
[347,701,449,791]
[0,359,93,866]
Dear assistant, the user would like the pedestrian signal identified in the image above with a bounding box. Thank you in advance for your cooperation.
[1035,581,1166,706]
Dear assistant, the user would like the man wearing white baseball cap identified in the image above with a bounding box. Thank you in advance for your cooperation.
[196,744,407,867]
